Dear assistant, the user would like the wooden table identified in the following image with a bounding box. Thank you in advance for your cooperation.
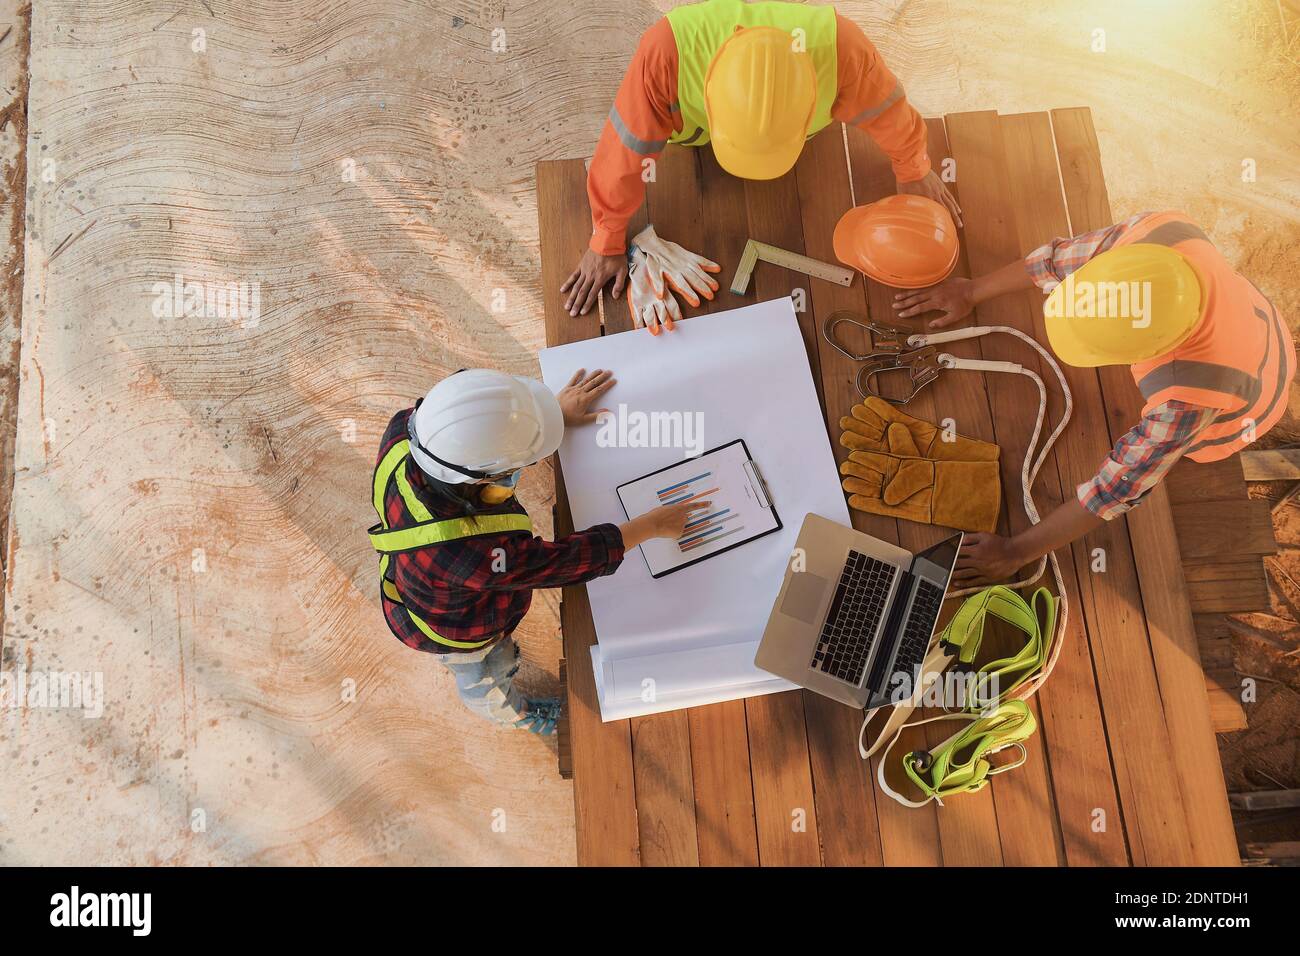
[536,109,1239,866]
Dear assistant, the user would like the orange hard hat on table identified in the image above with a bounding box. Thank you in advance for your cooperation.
[833,195,960,289]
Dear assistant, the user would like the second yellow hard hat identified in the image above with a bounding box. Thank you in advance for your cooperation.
[1043,244,1203,367]
[705,26,817,180]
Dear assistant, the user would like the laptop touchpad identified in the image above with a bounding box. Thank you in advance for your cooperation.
[780,573,828,625]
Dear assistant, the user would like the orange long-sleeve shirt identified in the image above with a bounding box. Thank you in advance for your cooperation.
[587,13,932,255]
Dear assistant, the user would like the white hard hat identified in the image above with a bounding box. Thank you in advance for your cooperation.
[408,369,564,484]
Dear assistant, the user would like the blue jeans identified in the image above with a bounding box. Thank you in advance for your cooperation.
[438,637,526,725]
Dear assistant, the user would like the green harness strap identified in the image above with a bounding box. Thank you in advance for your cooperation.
[895,700,1038,806]
[867,584,1060,807]
[369,438,532,650]
[937,585,1058,712]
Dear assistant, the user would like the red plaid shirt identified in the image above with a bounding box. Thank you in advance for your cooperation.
[1024,214,1217,520]
[375,408,625,653]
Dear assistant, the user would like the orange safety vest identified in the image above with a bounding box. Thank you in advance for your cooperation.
[1120,213,1294,462]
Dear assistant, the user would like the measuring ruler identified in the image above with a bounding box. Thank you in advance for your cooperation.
[729,239,855,295]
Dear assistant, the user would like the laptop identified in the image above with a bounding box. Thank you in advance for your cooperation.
[755,513,962,710]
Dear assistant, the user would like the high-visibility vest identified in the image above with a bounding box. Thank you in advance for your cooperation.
[1120,213,1294,462]
[369,438,532,650]
[664,0,838,147]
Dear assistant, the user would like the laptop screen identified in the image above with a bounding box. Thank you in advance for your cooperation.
[909,532,962,585]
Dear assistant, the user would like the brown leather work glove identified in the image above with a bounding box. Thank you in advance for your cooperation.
[838,425,1001,533]
[839,396,1000,462]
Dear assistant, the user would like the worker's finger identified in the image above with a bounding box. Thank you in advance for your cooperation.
[585,376,616,400]
[895,298,939,319]
[560,267,580,295]
[566,368,586,387]
[582,368,612,389]
[568,273,592,315]
[611,267,628,299]
[579,406,613,425]
[926,310,964,331]
[945,192,964,228]
[893,288,934,308]
[578,278,602,316]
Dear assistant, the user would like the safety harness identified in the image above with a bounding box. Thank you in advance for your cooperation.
[832,319,1074,807]
[861,585,1058,807]
[369,437,532,651]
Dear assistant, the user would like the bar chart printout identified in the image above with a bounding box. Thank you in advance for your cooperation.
[617,440,781,577]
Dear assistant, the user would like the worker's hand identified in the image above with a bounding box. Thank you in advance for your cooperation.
[556,368,615,426]
[892,276,975,330]
[561,249,628,317]
[619,499,713,549]
[953,532,1026,588]
[896,170,963,228]
[646,499,713,540]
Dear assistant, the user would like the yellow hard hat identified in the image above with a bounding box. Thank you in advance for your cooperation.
[1043,244,1204,367]
[705,26,817,180]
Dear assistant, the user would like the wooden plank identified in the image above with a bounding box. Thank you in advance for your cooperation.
[688,700,759,867]
[847,119,1009,866]
[793,126,937,866]
[1241,448,1300,481]
[687,147,765,868]
[623,144,709,863]
[1170,500,1278,559]
[630,711,700,866]
[1184,559,1272,614]
[950,108,1185,865]
[536,158,641,866]
[745,691,823,865]
[1204,670,1249,734]
[950,109,1126,865]
[1052,106,1240,866]
[1165,456,1247,505]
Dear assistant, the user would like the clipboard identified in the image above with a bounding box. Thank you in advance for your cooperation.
[616,439,782,578]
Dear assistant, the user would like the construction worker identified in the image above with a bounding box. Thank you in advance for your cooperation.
[369,368,705,734]
[892,211,1294,586]
[561,0,960,323]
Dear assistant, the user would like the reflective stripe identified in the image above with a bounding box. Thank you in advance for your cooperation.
[609,106,667,155]
[1136,359,1261,404]
[1191,294,1291,454]
[394,463,433,523]
[369,512,533,554]
[676,126,704,145]
[1140,220,1212,248]
[404,608,492,650]
[846,82,904,126]
[370,432,532,650]
[373,440,410,519]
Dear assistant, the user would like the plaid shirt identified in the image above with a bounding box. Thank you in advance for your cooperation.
[1024,213,1215,520]
[375,408,625,653]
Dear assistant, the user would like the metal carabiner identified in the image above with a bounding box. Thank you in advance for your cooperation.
[822,311,914,361]
[856,346,942,405]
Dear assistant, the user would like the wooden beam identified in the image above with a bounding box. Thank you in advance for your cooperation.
[536,158,640,866]
[1241,449,1300,481]
[1052,106,1240,866]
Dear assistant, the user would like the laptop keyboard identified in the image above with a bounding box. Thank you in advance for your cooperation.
[891,579,945,680]
[810,550,898,685]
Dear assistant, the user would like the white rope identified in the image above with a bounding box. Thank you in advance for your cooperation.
[858,325,1074,774]
[917,325,1071,698]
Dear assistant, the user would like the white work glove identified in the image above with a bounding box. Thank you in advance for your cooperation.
[627,245,683,335]
[629,225,721,323]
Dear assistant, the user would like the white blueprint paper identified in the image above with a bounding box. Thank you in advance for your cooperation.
[538,297,850,720]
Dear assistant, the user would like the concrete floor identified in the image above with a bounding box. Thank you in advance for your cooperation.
[0,1,1296,864]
